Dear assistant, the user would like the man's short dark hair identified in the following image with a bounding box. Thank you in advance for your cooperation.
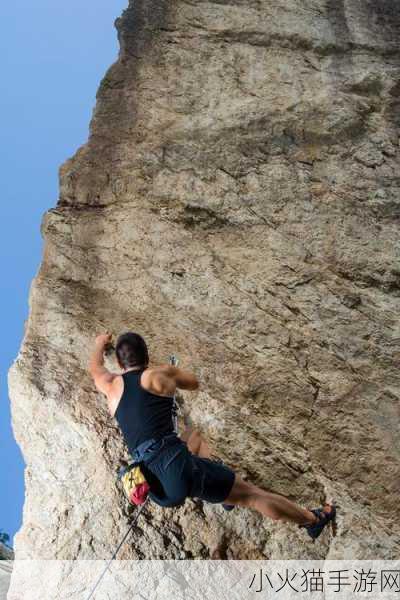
[115,332,149,369]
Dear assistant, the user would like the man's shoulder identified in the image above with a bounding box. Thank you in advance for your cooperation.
[143,365,175,384]
[141,365,176,396]
[146,364,173,374]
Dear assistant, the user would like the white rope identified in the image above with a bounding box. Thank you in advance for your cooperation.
[169,354,180,434]
[85,499,148,600]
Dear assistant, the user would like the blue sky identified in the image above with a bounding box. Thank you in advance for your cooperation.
[1,0,127,545]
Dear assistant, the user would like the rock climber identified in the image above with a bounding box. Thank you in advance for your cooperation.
[88,331,336,540]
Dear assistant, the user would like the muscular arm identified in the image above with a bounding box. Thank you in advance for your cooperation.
[146,364,199,395]
[171,366,199,390]
[88,335,116,397]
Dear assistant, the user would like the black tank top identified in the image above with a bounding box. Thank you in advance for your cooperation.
[114,367,175,454]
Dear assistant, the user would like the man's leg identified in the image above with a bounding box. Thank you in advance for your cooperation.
[181,428,214,459]
[223,473,332,526]
[182,429,335,526]
[181,429,333,528]
[181,427,236,512]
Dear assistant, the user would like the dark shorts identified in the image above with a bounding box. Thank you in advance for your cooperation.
[140,436,235,508]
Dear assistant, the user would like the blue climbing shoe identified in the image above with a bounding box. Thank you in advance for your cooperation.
[222,503,235,511]
[302,502,336,540]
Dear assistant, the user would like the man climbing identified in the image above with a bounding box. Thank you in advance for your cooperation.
[88,331,336,540]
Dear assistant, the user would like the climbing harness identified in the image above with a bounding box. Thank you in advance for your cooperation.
[85,498,149,600]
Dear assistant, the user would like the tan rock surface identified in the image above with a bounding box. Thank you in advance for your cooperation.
[8,1,400,588]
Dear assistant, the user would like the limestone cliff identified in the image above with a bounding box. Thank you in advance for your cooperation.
[0,543,13,600]
[8,0,400,579]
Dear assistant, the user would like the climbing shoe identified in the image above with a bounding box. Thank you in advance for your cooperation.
[301,503,336,540]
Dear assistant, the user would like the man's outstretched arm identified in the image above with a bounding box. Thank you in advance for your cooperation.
[88,333,116,396]
[168,365,199,390]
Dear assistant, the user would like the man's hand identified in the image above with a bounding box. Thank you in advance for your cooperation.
[95,332,113,349]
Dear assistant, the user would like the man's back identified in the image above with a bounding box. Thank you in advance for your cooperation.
[108,364,199,417]
[113,367,176,454]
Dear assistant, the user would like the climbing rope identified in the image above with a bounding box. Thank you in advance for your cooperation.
[169,354,180,434]
[85,499,149,600]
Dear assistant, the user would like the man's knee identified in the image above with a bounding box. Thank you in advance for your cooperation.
[180,427,192,443]
[186,429,203,455]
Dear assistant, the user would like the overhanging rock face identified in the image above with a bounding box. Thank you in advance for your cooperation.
[8,0,400,583]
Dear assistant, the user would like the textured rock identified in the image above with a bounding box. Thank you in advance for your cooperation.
[0,543,13,600]
[0,563,12,600]
[7,0,400,591]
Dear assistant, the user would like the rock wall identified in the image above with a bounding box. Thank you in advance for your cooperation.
[8,0,400,584]
[0,543,13,600]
